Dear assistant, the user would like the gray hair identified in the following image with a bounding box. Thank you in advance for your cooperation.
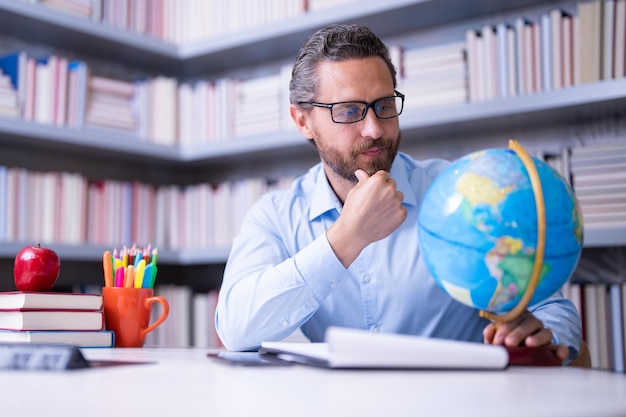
[289,24,397,105]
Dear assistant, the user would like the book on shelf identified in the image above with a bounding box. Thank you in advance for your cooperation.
[496,22,515,98]
[0,329,114,348]
[66,60,88,129]
[85,74,137,132]
[609,283,625,373]
[0,51,26,112]
[578,0,603,84]
[0,292,102,311]
[570,142,626,228]
[0,310,104,331]
[34,55,69,126]
[400,42,467,111]
[602,0,615,81]
[260,326,509,370]
[0,166,6,241]
[192,290,222,348]
[39,0,99,19]
[614,282,626,372]
[614,0,626,78]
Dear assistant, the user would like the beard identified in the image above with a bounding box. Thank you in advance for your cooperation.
[314,132,401,183]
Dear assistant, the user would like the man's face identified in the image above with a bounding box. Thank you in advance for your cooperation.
[306,57,401,183]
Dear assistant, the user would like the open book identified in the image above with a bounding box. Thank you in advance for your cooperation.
[260,327,509,370]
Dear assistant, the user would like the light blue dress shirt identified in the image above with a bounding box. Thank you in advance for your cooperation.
[216,152,582,360]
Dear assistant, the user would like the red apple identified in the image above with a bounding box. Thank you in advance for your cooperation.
[14,243,61,292]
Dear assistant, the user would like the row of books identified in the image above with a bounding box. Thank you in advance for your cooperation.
[0,291,114,347]
[1,4,624,146]
[0,50,296,144]
[0,164,292,248]
[144,285,221,348]
[116,68,294,145]
[570,141,626,229]
[564,279,626,373]
[0,140,622,248]
[26,0,359,45]
[144,285,308,348]
[465,0,626,102]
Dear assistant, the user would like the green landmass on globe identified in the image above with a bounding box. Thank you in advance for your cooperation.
[418,142,584,320]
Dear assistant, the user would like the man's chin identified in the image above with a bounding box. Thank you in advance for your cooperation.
[359,160,392,175]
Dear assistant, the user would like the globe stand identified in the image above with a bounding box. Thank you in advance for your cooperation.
[478,140,561,366]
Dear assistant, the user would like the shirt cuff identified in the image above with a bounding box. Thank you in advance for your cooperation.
[293,233,350,302]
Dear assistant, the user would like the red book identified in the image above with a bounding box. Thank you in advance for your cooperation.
[506,346,562,366]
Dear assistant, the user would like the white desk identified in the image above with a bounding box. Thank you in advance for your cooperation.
[0,347,625,417]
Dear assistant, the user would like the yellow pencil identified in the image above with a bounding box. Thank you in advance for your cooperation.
[114,258,123,271]
[134,259,146,288]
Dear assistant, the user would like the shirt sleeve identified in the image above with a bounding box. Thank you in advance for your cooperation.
[528,291,583,364]
[215,194,348,351]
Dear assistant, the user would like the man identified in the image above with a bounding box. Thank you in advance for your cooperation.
[215,24,582,363]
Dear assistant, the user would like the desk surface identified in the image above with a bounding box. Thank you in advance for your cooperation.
[0,347,625,417]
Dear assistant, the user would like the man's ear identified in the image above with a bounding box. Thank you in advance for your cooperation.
[290,104,314,139]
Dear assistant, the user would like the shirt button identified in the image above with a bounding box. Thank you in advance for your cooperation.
[363,275,372,283]
[281,320,289,327]
[329,281,337,289]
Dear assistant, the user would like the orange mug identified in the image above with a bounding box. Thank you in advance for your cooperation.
[102,287,169,347]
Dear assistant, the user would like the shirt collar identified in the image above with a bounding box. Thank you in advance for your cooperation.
[309,165,341,221]
[308,155,417,222]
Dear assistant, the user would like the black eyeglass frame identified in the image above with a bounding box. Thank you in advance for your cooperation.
[297,90,405,124]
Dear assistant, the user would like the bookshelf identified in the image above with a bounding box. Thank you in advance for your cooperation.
[0,0,625,285]
[0,0,562,76]
[1,75,624,167]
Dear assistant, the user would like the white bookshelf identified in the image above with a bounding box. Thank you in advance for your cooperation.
[0,0,562,75]
[1,77,624,165]
[0,0,624,273]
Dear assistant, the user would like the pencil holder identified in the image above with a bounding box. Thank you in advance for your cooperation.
[102,287,169,347]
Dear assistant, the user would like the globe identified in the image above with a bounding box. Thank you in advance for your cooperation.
[418,140,584,323]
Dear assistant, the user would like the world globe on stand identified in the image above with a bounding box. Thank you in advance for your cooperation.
[418,140,584,323]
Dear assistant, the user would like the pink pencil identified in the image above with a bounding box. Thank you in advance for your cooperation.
[114,266,125,287]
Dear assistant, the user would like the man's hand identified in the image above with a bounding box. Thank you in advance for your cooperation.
[327,169,407,267]
[483,309,569,362]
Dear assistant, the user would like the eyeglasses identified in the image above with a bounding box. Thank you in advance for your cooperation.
[297,91,405,124]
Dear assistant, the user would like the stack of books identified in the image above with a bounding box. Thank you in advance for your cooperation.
[85,75,137,132]
[0,52,23,118]
[400,42,467,111]
[571,141,626,229]
[0,291,114,348]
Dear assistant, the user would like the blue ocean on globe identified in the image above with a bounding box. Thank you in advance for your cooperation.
[418,148,584,314]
